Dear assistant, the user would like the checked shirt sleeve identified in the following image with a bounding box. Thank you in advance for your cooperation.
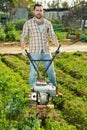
[21,22,29,41]
[48,22,57,41]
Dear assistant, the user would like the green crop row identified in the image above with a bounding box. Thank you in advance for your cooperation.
[55,68,87,98]
[54,52,87,80]
[53,52,87,98]
[52,81,87,130]
[0,60,32,129]
[0,55,75,130]
[1,54,30,83]
[44,110,77,130]
[0,52,87,130]
[52,70,87,130]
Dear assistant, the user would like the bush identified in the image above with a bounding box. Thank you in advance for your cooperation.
[53,24,65,32]
[6,30,20,41]
[55,31,67,40]
[49,19,60,24]
[45,119,77,130]
[12,19,27,30]
[5,22,21,41]
[63,99,87,130]
[5,22,15,32]
[82,29,87,37]
[0,23,6,41]
[0,12,10,20]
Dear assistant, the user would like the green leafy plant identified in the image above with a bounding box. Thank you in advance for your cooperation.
[55,31,67,40]
[0,23,6,41]
[82,29,87,37]
[12,19,27,30]
[0,52,87,130]
[5,22,21,41]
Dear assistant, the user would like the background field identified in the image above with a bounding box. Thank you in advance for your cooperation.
[0,51,87,130]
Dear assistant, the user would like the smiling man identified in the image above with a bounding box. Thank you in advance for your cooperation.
[21,3,62,95]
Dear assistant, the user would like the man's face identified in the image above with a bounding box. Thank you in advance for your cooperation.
[34,6,43,19]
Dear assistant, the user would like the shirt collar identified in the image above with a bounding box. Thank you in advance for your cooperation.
[34,17,44,25]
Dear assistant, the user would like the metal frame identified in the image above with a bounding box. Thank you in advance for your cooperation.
[25,44,61,79]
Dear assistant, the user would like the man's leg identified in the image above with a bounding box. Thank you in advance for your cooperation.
[30,62,37,88]
[42,53,57,86]
[42,53,62,96]
[30,54,39,88]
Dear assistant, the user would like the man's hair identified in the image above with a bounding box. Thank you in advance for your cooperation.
[34,3,43,10]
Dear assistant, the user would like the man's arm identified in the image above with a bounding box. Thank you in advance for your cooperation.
[21,22,29,56]
[48,22,62,52]
[21,39,26,50]
[21,39,27,56]
[48,22,59,46]
[52,39,59,46]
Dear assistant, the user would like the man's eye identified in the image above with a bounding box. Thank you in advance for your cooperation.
[36,10,42,12]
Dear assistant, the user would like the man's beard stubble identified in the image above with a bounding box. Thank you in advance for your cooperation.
[35,14,43,19]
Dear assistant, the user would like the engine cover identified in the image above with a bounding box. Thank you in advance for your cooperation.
[31,92,49,105]
[30,80,56,105]
[33,81,56,97]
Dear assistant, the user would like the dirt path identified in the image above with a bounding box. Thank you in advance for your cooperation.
[0,41,87,54]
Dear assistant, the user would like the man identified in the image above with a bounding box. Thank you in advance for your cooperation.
[21,3,62,95]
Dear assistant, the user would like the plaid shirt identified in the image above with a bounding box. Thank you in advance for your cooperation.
[21,17,57,53]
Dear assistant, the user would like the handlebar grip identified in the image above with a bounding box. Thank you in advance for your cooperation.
[25,49,32,60]
[25,49,29,57]
[25,49,27,54]
[56,44,61,53]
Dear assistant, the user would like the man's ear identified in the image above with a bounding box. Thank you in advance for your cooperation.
[43,9,45,13]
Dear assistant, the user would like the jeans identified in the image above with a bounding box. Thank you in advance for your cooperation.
[30,52,57,88]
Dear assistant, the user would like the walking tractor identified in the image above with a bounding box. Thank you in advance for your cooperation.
[25,44,61,105]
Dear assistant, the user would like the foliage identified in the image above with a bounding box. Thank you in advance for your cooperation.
[62,98,87,130]
[55,31,67,40]
[62,1,69,8]
[52,95,65,109]
[0,23,6,41]
[45,119,77,130]
[47,1,58,8]
[12,19,27,30]
[13,0,35,8]
[0,0,13,12]
[6,30,20,41]
[0,52,87,129]
[50,19,60,24]
[0,12,10,20]
[5,22,21,41]
[0,59,41,129]
[5,22,15,32]
[1,17,86,42]
[53,24,65,32]
[82,29,87,37]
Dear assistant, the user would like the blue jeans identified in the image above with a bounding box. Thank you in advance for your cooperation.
[30,52,57,88]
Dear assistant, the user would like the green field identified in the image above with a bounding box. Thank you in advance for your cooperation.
[0,52,87,130]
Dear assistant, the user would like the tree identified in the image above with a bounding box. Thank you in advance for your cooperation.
[0,0,35,12]
[13,0,35,8]
[0,0,13,12]
[13,0,35,18]
[47,0,58,8]
[61,1,69,8]
[73,0,86,6]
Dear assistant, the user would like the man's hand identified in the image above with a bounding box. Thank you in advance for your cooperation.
[52,40,58,46]
[22,49,27,57]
